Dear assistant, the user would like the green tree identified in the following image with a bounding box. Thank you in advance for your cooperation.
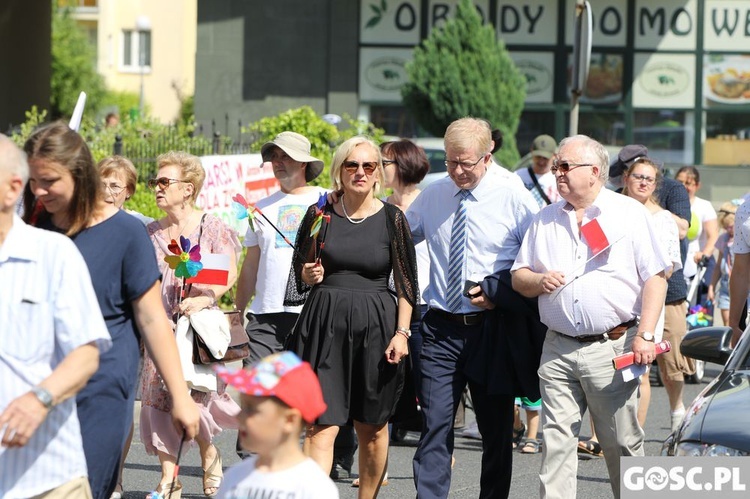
[51,2,107,120]
[401,0,527,167]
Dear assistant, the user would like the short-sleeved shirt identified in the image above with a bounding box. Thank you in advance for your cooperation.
[512,188,672,336]
[217,456,339,499]
[67,210,161,396]
[0,217,111,498]
[684,196,717,278]
[243,187,327,314]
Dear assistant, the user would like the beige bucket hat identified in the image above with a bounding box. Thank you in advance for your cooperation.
[261,131,324,182]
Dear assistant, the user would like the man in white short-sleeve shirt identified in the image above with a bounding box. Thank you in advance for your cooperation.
[511,135,671,499]
[0,135,111,499]
[236,132,327,364]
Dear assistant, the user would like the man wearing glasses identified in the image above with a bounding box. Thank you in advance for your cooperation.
[511,135,672,498]
[406,118,540,498]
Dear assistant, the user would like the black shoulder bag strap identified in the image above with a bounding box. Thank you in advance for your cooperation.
[527,166,552,205]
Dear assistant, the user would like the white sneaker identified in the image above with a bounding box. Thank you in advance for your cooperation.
[462,421,482,440]
[671,407,686,432]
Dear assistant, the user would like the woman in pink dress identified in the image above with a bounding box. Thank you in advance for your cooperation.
[140,151,241,498]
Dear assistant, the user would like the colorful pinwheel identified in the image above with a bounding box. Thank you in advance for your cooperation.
[164,236,203,279]
[232,193,259,231]
[310,192,328,238]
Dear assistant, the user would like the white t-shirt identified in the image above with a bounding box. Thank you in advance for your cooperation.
[217,456,339,499]
[487,159,526,189]
[244,187,328,314]
[684,196,717,278]
[515,167,560,208]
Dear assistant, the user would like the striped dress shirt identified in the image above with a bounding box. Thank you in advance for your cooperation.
[0,216,111,498]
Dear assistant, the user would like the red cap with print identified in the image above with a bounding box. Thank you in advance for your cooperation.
[216,351,326,423]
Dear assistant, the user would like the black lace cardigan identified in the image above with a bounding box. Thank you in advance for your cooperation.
[283,200,419,321]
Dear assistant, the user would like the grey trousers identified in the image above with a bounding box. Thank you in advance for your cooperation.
[538,328,643,499]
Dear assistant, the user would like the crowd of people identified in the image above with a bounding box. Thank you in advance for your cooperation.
[1,115,746,499]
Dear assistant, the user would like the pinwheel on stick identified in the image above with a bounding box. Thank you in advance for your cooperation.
[164,236,203,311]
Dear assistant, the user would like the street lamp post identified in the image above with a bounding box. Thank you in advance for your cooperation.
[136,15,151,118]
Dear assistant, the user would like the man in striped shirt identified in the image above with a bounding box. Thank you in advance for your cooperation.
[0,134,111,498]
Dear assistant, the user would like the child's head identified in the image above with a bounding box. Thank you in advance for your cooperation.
[217,352,326,455]
[717,199,743,235]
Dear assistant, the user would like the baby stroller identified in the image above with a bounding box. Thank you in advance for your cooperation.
[683,256,711,383]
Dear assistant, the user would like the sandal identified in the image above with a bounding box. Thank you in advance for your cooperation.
[352,472,389,488]
[146,479,182,499]
[577,439,603,457]
[202,447,223,497]
[512,423,526,448]
[110,483,123,499]
[520,438,541,454]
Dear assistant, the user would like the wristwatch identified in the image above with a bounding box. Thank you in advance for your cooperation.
[637,331,655,342]
[31,386,54,409]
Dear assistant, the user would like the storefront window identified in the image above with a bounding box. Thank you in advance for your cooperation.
[516,111,556,155]
[565,111,624,146]
[632,111,694,166]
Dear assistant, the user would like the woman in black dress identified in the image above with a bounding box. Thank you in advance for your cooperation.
[285,136,418,498]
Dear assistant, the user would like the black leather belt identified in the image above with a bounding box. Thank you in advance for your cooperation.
[564,319,638,343]
[429,308,485,326]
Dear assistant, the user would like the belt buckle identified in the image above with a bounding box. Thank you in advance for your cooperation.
[462,314,472,326]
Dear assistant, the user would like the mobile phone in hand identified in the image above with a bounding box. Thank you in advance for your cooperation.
[463,280,480,298]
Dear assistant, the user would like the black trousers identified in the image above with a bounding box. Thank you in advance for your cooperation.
[413,309,516,498]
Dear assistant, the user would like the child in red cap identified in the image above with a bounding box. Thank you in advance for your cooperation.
[215,352,338,498]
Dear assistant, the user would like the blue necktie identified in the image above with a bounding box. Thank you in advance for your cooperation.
[446,189,470,313]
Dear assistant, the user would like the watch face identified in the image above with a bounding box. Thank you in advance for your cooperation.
[641,332,654,341]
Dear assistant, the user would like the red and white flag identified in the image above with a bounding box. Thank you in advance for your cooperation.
[187,253,230,286]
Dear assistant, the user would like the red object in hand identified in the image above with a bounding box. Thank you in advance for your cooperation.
[612,340,671,370]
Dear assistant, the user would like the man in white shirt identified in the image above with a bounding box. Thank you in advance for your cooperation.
[0,134,111,498]
[511,135,671,499]
[236,131,327,363]
[407,118,539,498]
[516,134,560,208]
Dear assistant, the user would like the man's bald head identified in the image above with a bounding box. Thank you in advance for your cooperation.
[0,134,29,185]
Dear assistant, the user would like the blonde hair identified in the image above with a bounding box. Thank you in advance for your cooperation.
[717,200,739,230]
[444,118,491,159]
[98,155,138,197]
[329,136,383,196]
[156,151,205,203]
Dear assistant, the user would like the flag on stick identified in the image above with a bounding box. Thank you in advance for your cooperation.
[187,253,230,286]
[581,218,609,256]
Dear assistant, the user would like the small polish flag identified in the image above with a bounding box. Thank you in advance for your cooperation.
[581,218,610,256]
[187,253,230,286]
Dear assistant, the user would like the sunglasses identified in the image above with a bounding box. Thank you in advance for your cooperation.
[343,160,378,175]
[550,160,594,174]
[148,177,188,190]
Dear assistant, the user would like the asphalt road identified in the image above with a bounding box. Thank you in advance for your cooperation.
[117,365,717,498]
